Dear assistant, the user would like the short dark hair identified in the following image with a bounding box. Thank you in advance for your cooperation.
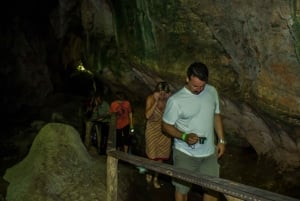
[115,91,126,100]
[187,62,209,82]
[154,81,170,93]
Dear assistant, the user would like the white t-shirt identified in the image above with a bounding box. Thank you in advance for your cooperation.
[162,84,220,157]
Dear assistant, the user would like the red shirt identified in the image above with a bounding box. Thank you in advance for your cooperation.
[110,100,132,129]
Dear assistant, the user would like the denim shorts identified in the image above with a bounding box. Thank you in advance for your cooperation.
[172,148,220,194]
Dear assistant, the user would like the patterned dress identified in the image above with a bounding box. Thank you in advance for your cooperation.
[145,107,171,160]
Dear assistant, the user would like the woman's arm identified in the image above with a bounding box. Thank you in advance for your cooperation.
[129,112,133,128]
[145,93,158,119]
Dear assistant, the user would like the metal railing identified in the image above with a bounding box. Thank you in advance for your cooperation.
[105,113,300,201]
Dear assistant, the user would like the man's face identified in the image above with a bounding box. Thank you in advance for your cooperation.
[186,75,206,95]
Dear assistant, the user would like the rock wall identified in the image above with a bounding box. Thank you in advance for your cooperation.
[101,0,300,169]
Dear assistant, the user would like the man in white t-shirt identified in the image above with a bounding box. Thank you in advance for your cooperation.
[162,62,226,201]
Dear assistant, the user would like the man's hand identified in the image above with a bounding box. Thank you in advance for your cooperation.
[217,143,225,158]
[186,133,199,145]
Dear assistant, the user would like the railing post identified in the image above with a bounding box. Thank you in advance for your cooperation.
[106,155,118,201]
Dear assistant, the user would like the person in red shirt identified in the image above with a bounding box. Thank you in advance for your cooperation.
[110,91,134,153]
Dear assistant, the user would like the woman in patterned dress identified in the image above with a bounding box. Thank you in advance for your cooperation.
[145,81,172,188]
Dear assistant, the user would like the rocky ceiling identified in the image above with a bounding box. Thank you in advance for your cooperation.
[1,0,300,169]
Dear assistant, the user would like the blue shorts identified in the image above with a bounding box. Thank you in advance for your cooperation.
[172,148,220,194]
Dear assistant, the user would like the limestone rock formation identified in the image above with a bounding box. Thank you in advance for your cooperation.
[4,123,106,201]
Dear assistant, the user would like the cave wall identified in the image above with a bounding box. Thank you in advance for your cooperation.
[0,0,299,169]
[100,0,300,169]
[108,0,300,125]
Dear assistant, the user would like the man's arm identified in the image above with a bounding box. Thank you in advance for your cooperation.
[214,114,224,139]
[214,113,226,158]
[162,122,198,145]
[162,122,182,139]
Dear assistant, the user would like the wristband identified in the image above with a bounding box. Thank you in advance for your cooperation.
[181,133,187,141]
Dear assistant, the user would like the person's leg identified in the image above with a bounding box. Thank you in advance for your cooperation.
[172,149,193,201]
[116,129,123,151]
[85,121,93,148]
[122,124,130,153]
[153,171,161,189]
[124,145,129,153]
[95,123,101,153]
[153,159,162,188]
[203,193,218,201]
[175,191,188,201]
[198,153,220,201]
[145,173,153,183]
[100,122,109,154]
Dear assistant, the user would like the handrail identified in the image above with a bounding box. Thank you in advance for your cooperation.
[105,113,300,201]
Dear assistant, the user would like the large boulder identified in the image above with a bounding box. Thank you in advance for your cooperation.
[4,123,106,201]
